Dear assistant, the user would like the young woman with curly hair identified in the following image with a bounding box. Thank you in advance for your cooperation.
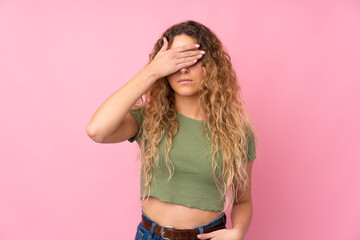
[87,20,257,240]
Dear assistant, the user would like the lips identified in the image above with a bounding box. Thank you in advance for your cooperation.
[178,79,192,82]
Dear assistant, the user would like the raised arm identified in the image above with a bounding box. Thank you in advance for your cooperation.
[86,38,203,143]
[86,66,157,143]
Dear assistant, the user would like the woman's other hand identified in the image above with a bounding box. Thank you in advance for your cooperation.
[197,228,245,240]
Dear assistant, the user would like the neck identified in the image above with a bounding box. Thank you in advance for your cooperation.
[174,92,205,121]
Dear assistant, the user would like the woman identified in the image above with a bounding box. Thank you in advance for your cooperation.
[87,20,257,240]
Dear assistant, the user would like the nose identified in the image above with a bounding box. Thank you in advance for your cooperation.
[179,66,189,74]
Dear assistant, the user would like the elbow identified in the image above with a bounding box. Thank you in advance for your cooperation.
[86,125,105,143]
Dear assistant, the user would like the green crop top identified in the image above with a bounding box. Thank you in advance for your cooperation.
[128,106,256,212]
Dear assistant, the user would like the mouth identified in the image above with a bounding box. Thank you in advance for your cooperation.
[178,79,193,83]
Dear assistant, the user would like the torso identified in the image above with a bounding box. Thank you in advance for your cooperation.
[141,196,222,229]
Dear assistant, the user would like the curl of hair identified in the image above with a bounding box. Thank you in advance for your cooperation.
[133,20,258,214]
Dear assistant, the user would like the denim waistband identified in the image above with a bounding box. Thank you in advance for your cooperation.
[140,210,226,235]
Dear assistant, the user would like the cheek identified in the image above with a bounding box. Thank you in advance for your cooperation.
[166,77,176,89]
[195,66,204,79]
[195,61,204,71]
[167,77,176,86]
[167,73,177,81]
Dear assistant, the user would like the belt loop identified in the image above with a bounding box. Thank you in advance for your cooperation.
[148,222,156,238]
[199,226,204,234]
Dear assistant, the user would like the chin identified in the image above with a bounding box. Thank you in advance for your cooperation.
[174,89,200,96]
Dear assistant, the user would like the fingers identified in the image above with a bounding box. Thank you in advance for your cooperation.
[173,43,200,53]
[175,57,200,69]
[175,47,205,65]
[176,49,205,61]
[176,53,203,66]
[171,45,205,69]
[159,37,169,52]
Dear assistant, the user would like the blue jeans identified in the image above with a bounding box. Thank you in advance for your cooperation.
[135,210,227,240]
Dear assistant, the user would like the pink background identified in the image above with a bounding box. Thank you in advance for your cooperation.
[1,0,359,239]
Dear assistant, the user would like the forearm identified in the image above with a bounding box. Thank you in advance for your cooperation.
[86,66,157,142]
[231,201,253,238]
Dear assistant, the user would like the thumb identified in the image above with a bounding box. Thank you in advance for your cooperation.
[197,233,207,239]
[159,37,168,52]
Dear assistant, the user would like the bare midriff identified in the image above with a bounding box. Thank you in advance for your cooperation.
[141,196,222,229]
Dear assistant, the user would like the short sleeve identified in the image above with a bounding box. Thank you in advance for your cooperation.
[246,128,256,161]
[127,106,145,143]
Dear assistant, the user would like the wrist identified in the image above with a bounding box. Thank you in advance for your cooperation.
[231,228,245,240]
[143,65,159,82]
